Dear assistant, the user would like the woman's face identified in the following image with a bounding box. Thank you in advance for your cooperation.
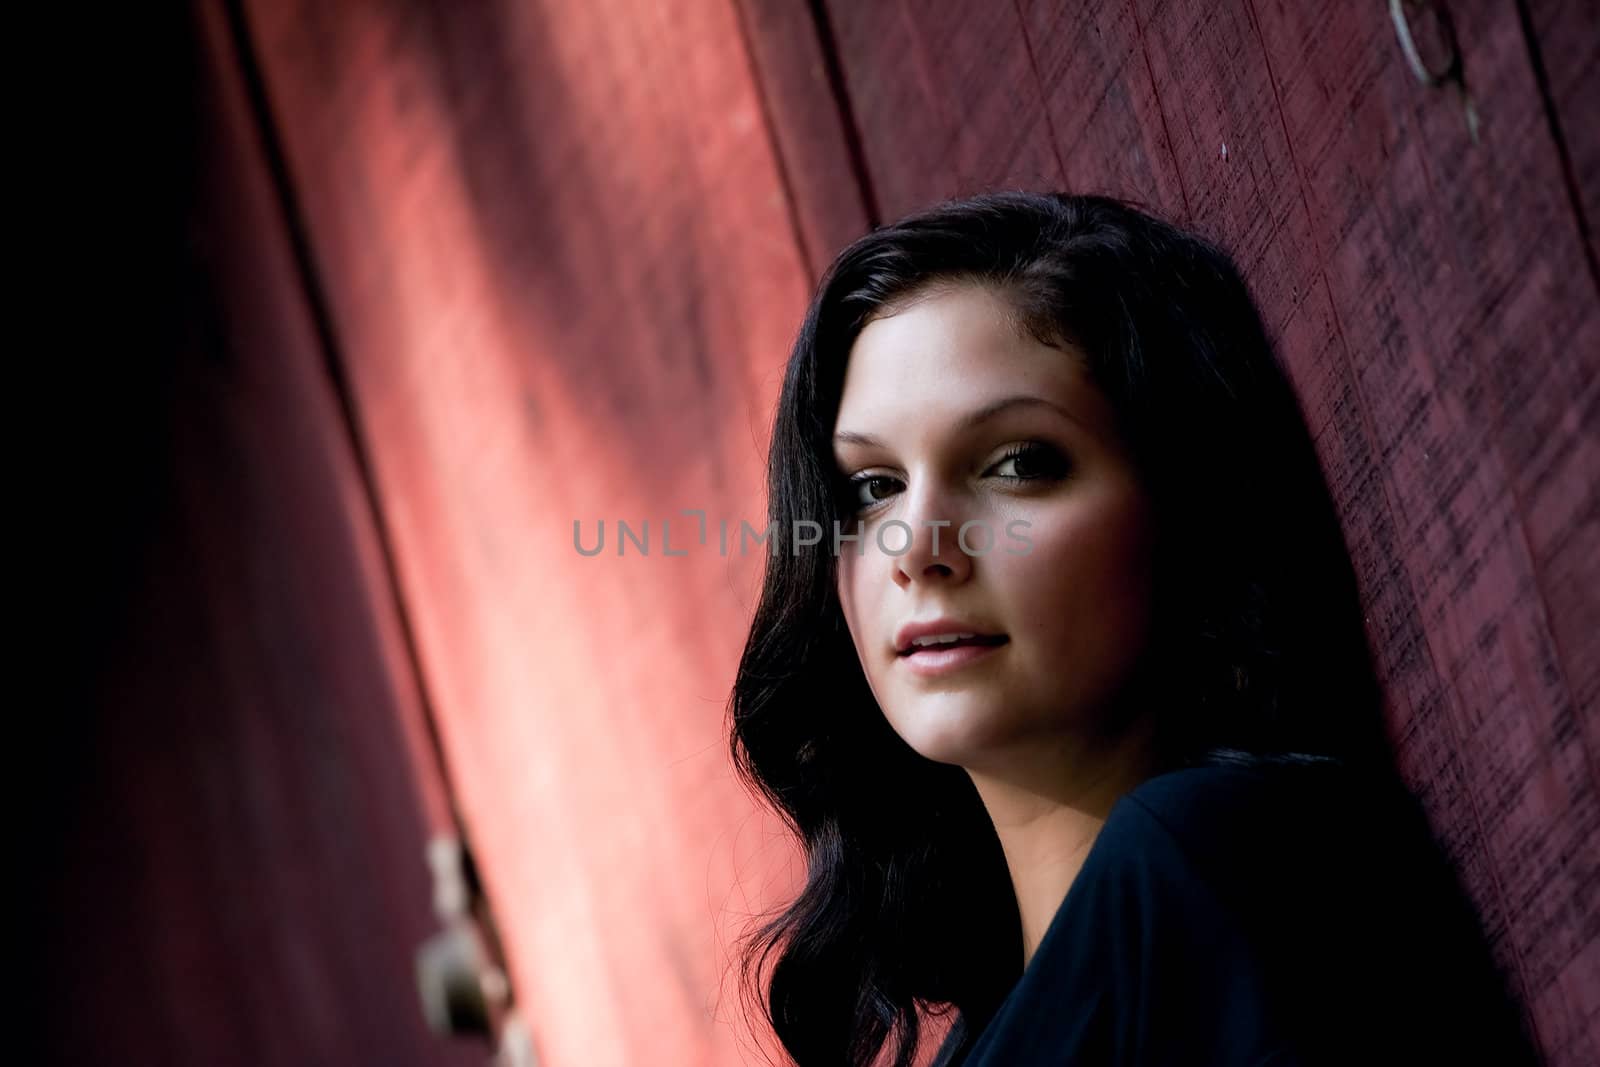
[832,283,1158,769]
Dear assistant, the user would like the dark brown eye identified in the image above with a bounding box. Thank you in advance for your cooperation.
[847,474,903,510]
[990,442,1070,481]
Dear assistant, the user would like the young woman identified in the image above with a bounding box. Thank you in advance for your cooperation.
[727,192,1540,1066]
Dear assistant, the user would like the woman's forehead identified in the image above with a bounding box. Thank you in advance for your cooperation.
[835,287,1113,444]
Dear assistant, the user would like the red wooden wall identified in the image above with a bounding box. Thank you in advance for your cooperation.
[34,3,479,1065]
[36,2,1596,1066]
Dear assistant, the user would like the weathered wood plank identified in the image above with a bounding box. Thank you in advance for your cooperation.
[1192,2,1598,1061]
[1524,0,1600,277]
[41,2,474,1063]
[238,1,809,1063]
[732,0,874,279]
[823,0,1067,218]
[1020,0,1187,208]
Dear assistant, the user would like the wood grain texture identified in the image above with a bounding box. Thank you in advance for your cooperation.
[1523,0,1600,276]
[731,0,874,280]
[822,0,1067,219]
[39,2,474,1064]
[236,1,810,1063]
[1019,0,1187,208]
[1244,2,1598,1058]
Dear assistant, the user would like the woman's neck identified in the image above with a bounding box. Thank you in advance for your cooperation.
[965,714,1161,970]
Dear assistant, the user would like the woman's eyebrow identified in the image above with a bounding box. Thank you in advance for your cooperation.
[833,394,1084,447]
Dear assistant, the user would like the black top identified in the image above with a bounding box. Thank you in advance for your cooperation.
[930,760,1540,1067]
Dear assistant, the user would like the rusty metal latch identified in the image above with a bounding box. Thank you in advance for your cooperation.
[415,835,536,1065]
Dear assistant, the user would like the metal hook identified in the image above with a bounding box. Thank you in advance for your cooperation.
[1389,0,1479,143]
[1390,0,1462,88]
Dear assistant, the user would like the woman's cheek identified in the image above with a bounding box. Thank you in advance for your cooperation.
[837,556,878,664]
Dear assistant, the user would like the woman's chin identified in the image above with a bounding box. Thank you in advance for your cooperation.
[885,694,1013,764]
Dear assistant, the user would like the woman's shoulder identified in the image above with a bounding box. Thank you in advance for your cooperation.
[947,760,1331,1066]
[1110,756,1540,1066]
[1096,756,1433,981]
[937,756,1538,1066]
[1106,756,1372,876]
[1122,754,1366,822]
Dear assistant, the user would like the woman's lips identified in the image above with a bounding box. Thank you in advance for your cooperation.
[898,635,1009,677]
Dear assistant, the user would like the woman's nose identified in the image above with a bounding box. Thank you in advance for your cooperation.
[891,483,973,588]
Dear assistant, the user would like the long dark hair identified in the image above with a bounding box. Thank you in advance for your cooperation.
[727,191,1398,1067]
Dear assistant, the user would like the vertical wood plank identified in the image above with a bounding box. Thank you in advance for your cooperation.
[1248,2,1600,1062]
[236,1,811,1063]
[41,2,476,1064]
[1019,0,1188,210]
[1521,0,1600,276]
[1163,1,1599,1061]
[822,0,1067,218]
[732,0,875,279]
